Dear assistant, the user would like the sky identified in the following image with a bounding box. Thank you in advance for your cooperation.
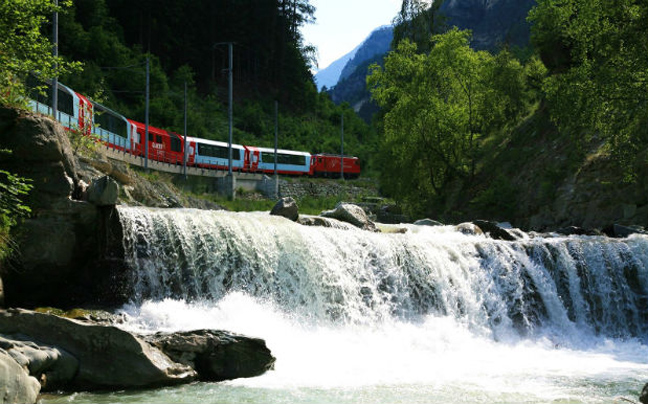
[301,0,403,71]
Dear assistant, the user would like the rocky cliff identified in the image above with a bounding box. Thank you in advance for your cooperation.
[439,0,536,50]
[0,107,223,308]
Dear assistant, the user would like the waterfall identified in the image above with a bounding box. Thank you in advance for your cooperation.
[117,206,648,340]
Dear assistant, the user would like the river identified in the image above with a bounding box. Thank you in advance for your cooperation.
[42,207,648,403]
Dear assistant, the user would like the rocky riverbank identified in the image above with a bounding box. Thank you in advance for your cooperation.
[0,308,274,403]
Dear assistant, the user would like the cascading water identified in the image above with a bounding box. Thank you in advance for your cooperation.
[117,206,648,340]
[44,206,648,404]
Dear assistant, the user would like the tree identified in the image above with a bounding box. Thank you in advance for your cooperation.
[368,28,532,215]
[528,0,648,176]
[392,0,442,53]
[0,0,80,104]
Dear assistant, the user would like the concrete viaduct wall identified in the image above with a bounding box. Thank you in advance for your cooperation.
[101,146,279,199]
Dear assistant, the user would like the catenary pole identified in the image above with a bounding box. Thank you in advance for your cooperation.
[227,42,233,177]
[145,56,150,170]
[340,113,344,180]
[52,0,58,120]
[274,100,279,199]
[183,80,188,179]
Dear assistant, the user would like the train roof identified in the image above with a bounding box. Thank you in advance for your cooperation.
[249,146,311,156]
[187,136,245,149]
[90,100,128,121]
[313,153,358,159]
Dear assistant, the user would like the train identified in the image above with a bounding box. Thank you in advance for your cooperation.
[28,80,361,179]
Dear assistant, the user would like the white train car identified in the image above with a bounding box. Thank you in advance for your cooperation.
[245,146,312,175]
[188,137,245,171]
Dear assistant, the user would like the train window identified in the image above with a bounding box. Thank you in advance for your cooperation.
[26,77,73,116]
[148,133,155,142]
[260,152,306,165]
[198,143,241,160]
[94,106,127,137]
[156,135,162,143]
[170,136,182,152]
[57,89,74,116]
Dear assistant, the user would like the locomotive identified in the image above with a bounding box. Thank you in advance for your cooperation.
[28,81,361,178]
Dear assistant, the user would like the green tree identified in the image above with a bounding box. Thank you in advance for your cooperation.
[0,0,80,104]
[392,0,442,53]
[368,28,532,215]
[529,0,648,176]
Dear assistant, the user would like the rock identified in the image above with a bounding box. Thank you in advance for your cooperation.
[321,203,378,231]
[472,220,518,241]
[0,108,105,308]
[455,222,484,236]
[376,204,409,224]
[7,199,100,307]
[640,382,648,404]
[86,175,119,206]
[0,107,79,207]
[0,335,78,392]
[270,197,299,221]
[413,218,443,227]
[555,226,601,236]
[0,309,196,390]
[609,223,648,238]
[298,215,356,230]
[0,348,40,404]
[72,179,89,201]
[142,330,276,382]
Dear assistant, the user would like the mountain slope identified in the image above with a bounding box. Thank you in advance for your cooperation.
[315,25,393,92]
[314,47,359,91]
[337,26,393,84]
[438,0,536,50]
[327,0,536,122]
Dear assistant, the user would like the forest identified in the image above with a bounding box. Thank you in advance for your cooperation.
[369,0,648,220]
[1,0,647,229]
[1,0,376,171]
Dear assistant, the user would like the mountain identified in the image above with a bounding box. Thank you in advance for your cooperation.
[326,0,537,122]
[315,25,393,92]
[314,47,359,91]
[321,26,393,122]
[438,0,536,50]
[337,26,394,85]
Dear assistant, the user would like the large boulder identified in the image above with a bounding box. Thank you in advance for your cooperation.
[142,330,276,382]
[0,309,196,390]
[472,220,518,241]
[270,197,299,222]
[0,349,40,404]
[0,107,79,207]
[86,175,119,206]
[455,222,484,236]
[321,203,378,231]
[0,108,108,308]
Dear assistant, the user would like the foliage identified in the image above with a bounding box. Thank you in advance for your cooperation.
[0,150,32,261]
[528,0,648,178]
[0,0,80,106]
[368,29,536,216]
[46,0,374,173]
[392,0,443,53]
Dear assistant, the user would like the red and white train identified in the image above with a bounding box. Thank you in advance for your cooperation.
[29,81,361,178]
